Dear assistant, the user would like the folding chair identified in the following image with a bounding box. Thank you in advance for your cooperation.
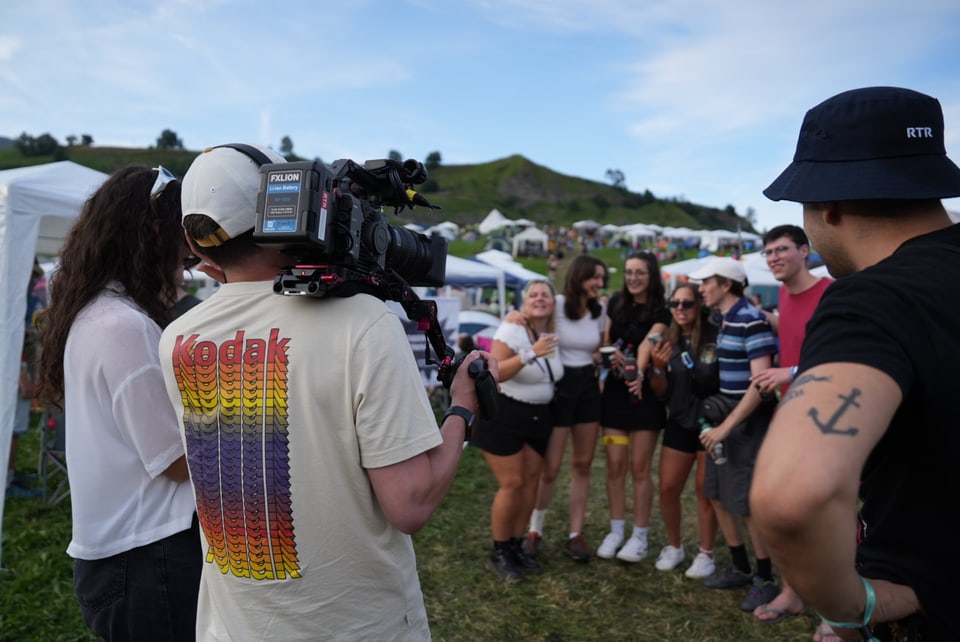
[37,408,69,505]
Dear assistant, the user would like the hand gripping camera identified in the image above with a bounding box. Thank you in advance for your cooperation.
[248,152,497,418]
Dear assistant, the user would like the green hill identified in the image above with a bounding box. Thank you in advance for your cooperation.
[0,146,754,233]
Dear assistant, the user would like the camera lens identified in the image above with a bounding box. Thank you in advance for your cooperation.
[385,226,446,286]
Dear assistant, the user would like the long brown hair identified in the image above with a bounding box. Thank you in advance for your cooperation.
[37,165,184,406]
[666,283,709,354]
[614,252,665,324]
[563,254,605,320]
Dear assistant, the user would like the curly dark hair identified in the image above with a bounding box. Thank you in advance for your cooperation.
[614,251,665,324]
[37,165,184,406]
[562,254,606,320]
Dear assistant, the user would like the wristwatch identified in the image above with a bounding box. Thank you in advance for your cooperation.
[442,405,476,441]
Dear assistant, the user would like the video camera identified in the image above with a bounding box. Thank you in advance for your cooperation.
[251,156,497,417]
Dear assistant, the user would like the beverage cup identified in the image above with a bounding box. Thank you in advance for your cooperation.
[599,346,616,368]
[541,332,557,358]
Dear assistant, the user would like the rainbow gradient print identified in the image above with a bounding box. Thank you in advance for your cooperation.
[171,329,299,580]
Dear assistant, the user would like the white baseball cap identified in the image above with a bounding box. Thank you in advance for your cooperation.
[181,144,287,247]
[688,257,747,285]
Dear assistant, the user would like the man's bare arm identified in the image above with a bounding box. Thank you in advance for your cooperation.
[751,362,919,627]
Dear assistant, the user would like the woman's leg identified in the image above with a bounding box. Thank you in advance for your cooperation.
[516,446,545,535]
[482,450,526,541]
[628,430,660,528]
[659,445,696,548]
[530,426,570,524]
[602,428,629,521]
[568,420,599,535]
[694,451,718,552]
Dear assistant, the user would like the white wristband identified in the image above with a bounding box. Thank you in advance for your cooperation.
[519,348,536,364]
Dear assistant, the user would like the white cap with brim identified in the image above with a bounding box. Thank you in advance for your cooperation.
[182,144,287,247]
[688,257,747,285]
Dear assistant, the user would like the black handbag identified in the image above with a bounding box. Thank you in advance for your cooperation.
[700,393,739,425]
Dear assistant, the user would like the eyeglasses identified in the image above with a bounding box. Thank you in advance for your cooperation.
[761,244,796,258]
[150,166,177,200]
[668,300,696,310]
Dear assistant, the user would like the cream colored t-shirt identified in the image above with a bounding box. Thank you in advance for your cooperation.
[160,282,441,641]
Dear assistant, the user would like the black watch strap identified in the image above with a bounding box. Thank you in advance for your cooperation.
[442,405,475,441]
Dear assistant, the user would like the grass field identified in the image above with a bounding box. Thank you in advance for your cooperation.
[2,408,820,641]
[1,247,804,641]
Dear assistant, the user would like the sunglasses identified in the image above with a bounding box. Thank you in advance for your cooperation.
[668,300,697,310]
[150,166,177,200]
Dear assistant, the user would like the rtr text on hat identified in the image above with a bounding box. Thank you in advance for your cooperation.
[764,86,960,203]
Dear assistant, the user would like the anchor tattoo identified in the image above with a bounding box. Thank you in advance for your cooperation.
[808,388,862,436]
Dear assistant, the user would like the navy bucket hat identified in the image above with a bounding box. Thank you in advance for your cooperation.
[764,86,960,203]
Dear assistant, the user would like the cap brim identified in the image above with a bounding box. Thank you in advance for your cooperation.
[764,155,960,202]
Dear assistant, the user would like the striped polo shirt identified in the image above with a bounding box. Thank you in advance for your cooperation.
[717,297,777,396]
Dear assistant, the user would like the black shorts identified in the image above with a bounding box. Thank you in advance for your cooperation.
[703,401,774,515]
[553,364,602,427]
[472,394,553,457]
[661,419,703,454]
[601,375,666,431]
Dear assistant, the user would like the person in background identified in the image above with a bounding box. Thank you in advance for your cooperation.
[596,252,670,563]
[647,283,719,578]
[524,254,607,562]
[748,224,831,627]
[753,86,960,641]
[36,165,201,641]
[474,279,562,581]
[6,260,46,499]
[688,256,779,614]
[160,144,491,639]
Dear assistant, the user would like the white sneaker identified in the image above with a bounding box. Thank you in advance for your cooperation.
[596,531,623,559]
[684,551,716,578]
[615,535,648,562]
[654,545,686,571]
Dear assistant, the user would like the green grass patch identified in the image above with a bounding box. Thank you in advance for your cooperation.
[3,414,818,640]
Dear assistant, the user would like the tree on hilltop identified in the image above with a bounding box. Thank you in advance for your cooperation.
[156,129,184,150]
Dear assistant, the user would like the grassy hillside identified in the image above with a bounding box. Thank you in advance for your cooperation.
[0,146,753,233]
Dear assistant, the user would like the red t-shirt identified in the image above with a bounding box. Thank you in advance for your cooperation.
[777,277,832,386]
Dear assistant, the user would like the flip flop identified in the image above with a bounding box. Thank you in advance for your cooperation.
[813,622,843,642]
[753,603,802,625]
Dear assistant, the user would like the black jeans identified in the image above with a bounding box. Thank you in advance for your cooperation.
[74,515,202,642]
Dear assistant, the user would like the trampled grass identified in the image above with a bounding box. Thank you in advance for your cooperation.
[2,413,818,641]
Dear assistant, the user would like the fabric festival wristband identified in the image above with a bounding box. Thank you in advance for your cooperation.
[818,576,879,642]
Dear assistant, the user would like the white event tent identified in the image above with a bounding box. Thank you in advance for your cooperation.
[0,161,108,566]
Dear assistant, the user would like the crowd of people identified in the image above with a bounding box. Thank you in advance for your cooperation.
[13,85,959,640]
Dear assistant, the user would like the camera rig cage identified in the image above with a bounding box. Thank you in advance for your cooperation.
[215,144,496,416]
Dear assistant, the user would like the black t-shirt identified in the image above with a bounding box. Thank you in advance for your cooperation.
[606,291,671,399]
[606,291,671,353]
[664,323,719,430]
[799,223,960,639]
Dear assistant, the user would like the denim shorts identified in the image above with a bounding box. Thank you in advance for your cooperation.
[73,515,202,641]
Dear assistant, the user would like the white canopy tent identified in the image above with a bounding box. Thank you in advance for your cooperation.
[474,249,550,294]
[478,208,511,234]
[441,255,509,317]
[511,226,549,257]
[0,161,108,566]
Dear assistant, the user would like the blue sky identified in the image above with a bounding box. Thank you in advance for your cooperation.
[3,0,959,231]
